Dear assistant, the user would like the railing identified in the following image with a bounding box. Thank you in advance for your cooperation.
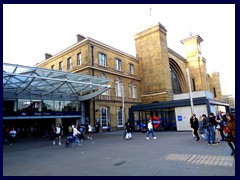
[98,95,140,103]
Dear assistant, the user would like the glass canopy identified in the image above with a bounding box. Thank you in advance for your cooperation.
[3,63,111,101]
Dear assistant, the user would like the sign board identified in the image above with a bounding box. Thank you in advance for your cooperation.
[177,116,182,121]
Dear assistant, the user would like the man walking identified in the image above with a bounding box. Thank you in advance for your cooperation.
[191,114,200,142]
[146,119,157,140]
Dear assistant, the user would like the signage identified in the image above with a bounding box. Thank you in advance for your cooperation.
[177,116,182,121]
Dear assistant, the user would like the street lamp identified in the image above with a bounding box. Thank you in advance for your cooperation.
[121,82,125,126]
[186,68,194,114]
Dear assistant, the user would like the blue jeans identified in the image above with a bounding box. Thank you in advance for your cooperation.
[207,126,215,144]
[204,128,209,140]
[74,135,80,144]
[146,129,155,138]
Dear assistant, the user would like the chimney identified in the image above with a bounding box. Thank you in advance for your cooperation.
[45,53,52,60]
[77,34,85,42]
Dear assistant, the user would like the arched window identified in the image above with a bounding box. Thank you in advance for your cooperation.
[100,107,110,128]
[117,107,123,127]
[170,68,182,94]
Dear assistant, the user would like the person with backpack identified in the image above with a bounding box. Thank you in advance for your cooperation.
[201,114,209,140]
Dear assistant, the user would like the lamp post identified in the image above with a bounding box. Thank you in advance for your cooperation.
[186,68,194,114]
[121,82,125,126]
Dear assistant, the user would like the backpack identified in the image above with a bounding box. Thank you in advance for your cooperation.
[202,117,209,128]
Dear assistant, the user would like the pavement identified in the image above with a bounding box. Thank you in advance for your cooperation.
[3,131,235,176]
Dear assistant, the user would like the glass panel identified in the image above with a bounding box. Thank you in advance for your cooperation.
[117,108,123,126]
[31,100,42,112]
[43,100,54,112]
[18,99,31,112]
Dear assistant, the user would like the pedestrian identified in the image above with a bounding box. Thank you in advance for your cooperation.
[95,121,100,133]
[122,122,128,139]
[190,114,200,142]
[219,113,227,141]
[125,122,132,140]
[208,113,217,145]
[53,124,62,145]
[225,114,235,156]
[146,119,157,140]
[9,127,17,145]
[190,114,196,138]
[68,125,73,137]
[72,125,81,146]
[51,124,56,141]
[107,122,111,132]
[87,124,93,139]
[201,114,209,140]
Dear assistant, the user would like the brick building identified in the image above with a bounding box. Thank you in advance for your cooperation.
[36,21,227,131]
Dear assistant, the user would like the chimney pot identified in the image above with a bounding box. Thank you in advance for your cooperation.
[77,34,85,42]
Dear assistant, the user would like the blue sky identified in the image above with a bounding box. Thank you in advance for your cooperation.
[3,4,235,97]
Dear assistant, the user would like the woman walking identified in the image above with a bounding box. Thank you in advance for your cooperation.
[225,114,235,156]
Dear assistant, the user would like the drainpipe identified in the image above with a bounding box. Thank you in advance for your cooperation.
[91,45,96,127]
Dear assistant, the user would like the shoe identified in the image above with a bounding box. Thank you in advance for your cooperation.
[231,151,235,156]
[208,143,211,145]
[212,143,218,145]
[10,143,12,145]
[153,137,157,139]
[196,138,200,142]
[146,137,149,140]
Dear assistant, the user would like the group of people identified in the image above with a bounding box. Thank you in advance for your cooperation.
[190,112,235,156]
[64,124,94,147]
[123,119,157,140]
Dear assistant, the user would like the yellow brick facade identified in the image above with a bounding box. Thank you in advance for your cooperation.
[36,22,223,130]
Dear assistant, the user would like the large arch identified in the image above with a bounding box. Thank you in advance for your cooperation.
[169,59,188,94]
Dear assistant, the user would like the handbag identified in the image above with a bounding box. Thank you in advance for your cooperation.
[223,126,230,133]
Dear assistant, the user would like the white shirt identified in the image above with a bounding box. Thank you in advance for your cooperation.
[148,122,153,130]
[88,125,93,132]
[56,127,61,134]
[73,127,80,136]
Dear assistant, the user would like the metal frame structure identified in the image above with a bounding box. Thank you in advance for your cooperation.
[3,63,111,101]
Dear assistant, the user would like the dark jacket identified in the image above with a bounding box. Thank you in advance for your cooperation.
[209,116,217,126]
[126,124,132,133]
[191,117,199,129]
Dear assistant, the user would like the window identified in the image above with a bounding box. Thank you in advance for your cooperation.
[170,68,182,94]
[59,61,63,70]
[115,78,123,97]
[99,53,106,66]
[192,78,196,91]
[129,82,137,98]
[77,53,81,66]
[213,88,217,98]
[129,63,134,74]
[117,107,123,127]
[51,65,54,70]
[67,57,72,70]
[100,74,109,97]
[115,58,122,71]
[100,107,110,128]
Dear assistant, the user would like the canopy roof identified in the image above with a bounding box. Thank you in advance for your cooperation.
[3,63,110,101]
